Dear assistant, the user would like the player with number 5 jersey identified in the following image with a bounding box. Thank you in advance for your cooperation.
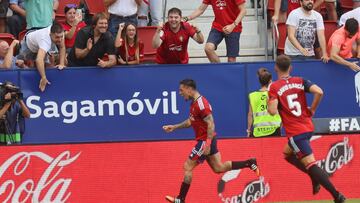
[268,70,314,137]
[267,55,345,203]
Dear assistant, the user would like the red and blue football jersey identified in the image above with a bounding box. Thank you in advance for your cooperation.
[268,76,314,137]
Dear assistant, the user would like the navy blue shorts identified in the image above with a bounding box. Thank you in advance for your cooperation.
[206,28,240,57]
[288,132,313,159]
[280,0,287,12]
[189,136,219,164]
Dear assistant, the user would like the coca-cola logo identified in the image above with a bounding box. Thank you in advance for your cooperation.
[317,137,353,175]
[217,170,270,203]
[0,151,81,203]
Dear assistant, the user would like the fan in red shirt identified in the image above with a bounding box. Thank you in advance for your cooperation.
[162,79,259,203]
[152,7,204,64]
[115,23,144,65]
[60,4,87,53]
[268,55,345,203]
[184,0,246,62]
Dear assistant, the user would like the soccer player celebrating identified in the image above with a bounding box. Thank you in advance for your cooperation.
[268,55,345,203]
[162,79,259,203]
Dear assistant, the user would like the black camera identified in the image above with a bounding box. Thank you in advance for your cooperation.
[0,82,23,107]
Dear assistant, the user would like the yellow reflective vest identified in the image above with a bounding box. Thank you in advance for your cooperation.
[249,91,281,137]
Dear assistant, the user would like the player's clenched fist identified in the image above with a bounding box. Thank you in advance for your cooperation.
[162,125,175,133]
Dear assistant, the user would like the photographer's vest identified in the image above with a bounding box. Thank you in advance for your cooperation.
[249,91,281,137]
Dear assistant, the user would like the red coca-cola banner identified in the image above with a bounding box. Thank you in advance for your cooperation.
[0,135,359,203]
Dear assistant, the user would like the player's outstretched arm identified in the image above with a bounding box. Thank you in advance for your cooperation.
[162,119,191,133]
[308,84,324,115]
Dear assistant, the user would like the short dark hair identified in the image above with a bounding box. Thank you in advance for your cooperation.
[180,79,196,90]
[91,12,108,26]
[168,7,182,17]
[257,68,272,87]
[275,55,291,72]
[345,18,359,36]
[51,22,64,34]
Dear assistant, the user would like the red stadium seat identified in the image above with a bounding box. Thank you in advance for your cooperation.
[340,0,353,13]
[137,26,157,63]
[0,33,15,46]
[273,22,287,55]
[324,21,338,44]
[267,0,275,17]
[18,30,26,41]
[84,0,106,15]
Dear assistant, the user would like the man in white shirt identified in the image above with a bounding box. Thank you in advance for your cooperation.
[18,22,66,92]
[339,7,360,27]
[284,0,329,63]
[104,0,142,36]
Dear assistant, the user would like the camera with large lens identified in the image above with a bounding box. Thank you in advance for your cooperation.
[0,82,23,107]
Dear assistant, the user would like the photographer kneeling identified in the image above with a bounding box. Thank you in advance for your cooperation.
[0,82,30,145]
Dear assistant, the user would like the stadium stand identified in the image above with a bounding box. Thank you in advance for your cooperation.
[84,0,106,15]
[137,26,157,63]
[324,20,338,43]
[340,0,354,13]
[273,22,286,55]
[0,33,15,46]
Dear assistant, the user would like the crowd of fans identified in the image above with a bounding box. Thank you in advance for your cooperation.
[0,0,359,92]
[271,0,360,71]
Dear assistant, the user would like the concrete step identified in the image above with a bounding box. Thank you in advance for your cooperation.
[188,47,266,57]
[189,55,267,63]
[187,32,260,49]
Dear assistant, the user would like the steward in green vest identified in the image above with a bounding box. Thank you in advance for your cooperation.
[247,68,281,137]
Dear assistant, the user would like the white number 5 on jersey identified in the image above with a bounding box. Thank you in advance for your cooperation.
[287,94,302,117]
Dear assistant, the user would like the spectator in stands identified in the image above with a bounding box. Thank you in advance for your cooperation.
[7,0,26,38]
[152,7,204,64]
[138,0,162,26]
[184,0,246,63]
[328,18,360,71]
[0,0,9,33]
[285,0,329,62]
[272,0,336,24]
[25,0,59,30]
[60,4,87,53]
[67,12,117,68]
[104,0,142,37]
[115,22,144,65]
[18,22,66,92]
[339,7,360,26]
[247,68,281,138]
[0,40,26,69]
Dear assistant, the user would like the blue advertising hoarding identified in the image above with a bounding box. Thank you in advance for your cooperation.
[19,64,247,143]
[1,60,359,144]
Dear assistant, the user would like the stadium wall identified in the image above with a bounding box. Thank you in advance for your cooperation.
[0,60,359,144]
[0,134,358,202]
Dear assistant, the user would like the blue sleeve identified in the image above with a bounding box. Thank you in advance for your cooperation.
[303,78,314,92]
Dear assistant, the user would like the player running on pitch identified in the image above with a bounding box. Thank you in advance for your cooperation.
[268,55,345,203]
[163,79,260,203]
